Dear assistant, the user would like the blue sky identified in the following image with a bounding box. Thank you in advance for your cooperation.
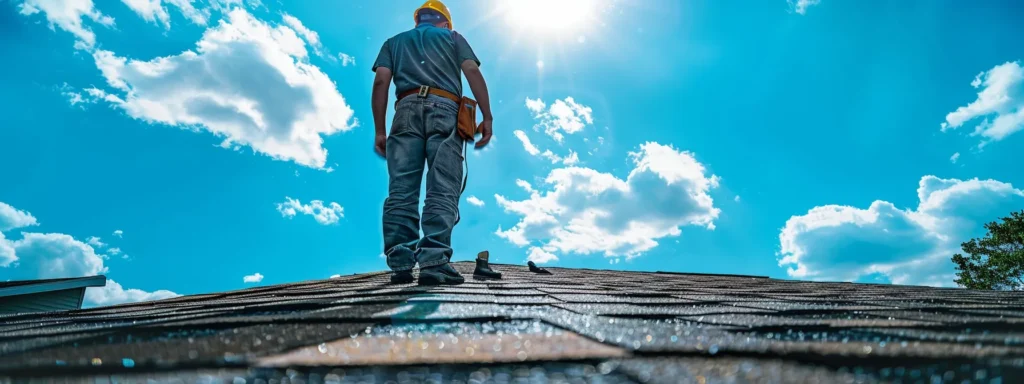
[2,0,1023,306]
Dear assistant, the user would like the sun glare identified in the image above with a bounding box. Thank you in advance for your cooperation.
[500,0,602,36]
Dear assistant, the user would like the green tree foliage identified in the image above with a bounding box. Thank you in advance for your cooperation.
[952,210,1024,290]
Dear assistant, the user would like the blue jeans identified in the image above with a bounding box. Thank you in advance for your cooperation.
[383,95,465,272]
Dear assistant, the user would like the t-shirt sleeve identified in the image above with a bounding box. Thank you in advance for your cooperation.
[452,32,480,67]
[372,39,392,72]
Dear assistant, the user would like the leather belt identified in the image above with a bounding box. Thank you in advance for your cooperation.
[397,85,460,104]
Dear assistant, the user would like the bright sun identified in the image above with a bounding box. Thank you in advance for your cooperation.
[499,0,602,36]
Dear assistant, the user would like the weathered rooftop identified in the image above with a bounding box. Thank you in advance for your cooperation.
[2,262,1023,383]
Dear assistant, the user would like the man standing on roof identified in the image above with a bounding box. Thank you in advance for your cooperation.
[372,0,493,286]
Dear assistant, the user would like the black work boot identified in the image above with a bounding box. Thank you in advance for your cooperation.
[473,251,502,279]
[528,261,551,274]
[418,263,465,286]
[390,270,414,284]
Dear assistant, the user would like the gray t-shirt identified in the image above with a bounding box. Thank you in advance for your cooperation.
[372,23,480,98]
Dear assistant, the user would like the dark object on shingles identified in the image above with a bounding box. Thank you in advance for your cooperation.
[473,251,502,279]
[528,261,551,274]
[418,263,465,286]
[390,270,414,284]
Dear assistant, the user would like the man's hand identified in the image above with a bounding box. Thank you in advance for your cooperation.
[462,59,493,150]
[371,68,392,160]
[374,133,387,158]
[475,119,492,149]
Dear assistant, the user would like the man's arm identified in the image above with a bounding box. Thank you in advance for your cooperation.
[372,67,393,157]
[461,60,492,148]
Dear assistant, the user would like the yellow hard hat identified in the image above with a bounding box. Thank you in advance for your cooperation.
[414,0,453,30]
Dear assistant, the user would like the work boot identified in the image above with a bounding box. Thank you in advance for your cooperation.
[473,251,502,279]
[390,270,415,284]
[418,263,465,286]
[528,261,551,274]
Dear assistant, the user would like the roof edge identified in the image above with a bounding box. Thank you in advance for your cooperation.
[0,276,108,298]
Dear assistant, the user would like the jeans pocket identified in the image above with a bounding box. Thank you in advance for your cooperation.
[429,105,458,136]
[390,104,415,135]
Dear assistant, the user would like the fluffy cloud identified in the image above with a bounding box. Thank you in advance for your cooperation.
[86,280,179,307]
[243,272,264,283]
[18,0,115,49]
[788,0,821,15]
[120,0,209,28]
[496,142,721,261]
[86,236,106,248]
[513,130,579,165]
[466,196,485,207]
[779,176,1024,287]
[525,97,593,143]
[87,9,356,169]
[113,229,124,238]
[950,152,961,164]
[513,130,541,156]
[276,197,344,225]
[527,247,559,263]
[0,232,14,267]
[280,13,323,55]
[338,53,356,67]
[0,208,178,306]
[941,61,1024,147]
[0,202,39,232]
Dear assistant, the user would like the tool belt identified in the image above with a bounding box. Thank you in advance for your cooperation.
[398,85,478,141]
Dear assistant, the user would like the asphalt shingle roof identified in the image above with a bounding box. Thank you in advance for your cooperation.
[1,262,1023,383]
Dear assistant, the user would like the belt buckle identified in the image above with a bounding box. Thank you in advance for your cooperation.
[417,85,430,98]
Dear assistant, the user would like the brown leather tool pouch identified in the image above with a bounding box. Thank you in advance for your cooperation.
[456,96,478,141]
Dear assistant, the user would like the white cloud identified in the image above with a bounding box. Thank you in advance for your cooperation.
[734,195,741,202]
[243,272,264,283]
[526,97,593,143]
[276,197,344,225]
[562,150,579,165]
[86,236,106,248]
[1,203,177,305]
[788,0,821,15]
[0,232,15,267]
[107,247,122,255]
[18,0,115,49]
[280,13,325,56]
[88,9,356,169]
[514,130,541,156]
[338,53,356,67]
[113,229,124,238]
[0,202,39,232]
[467,196,485,207]
[85,279,179,306]
[496,142,721,259]
[942,61,1024,147]
[525,98,546,114]
[514,130,579,165]
[527,246,559,264]
[516,179,536,194]
[950,152,960,164]
[779,176,1024,287]
[120,0,209,28]
[330,274,341,278]
[60,83,89,107]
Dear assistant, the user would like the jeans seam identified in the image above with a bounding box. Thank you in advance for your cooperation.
[390,264,415,272]
[418,258,448,268]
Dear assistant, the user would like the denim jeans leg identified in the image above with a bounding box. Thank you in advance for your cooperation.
[383,101,426,272]
[417,100,464,268]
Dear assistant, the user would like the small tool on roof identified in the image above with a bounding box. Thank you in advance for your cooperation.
[528,261,551,274]
[473,251,502,279]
